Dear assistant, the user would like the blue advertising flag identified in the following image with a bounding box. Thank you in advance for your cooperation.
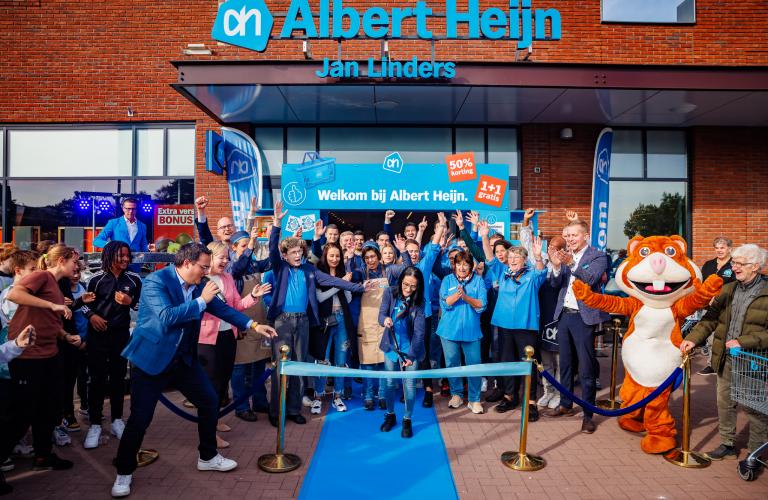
[590,128,613,252]
[221,127,262,230]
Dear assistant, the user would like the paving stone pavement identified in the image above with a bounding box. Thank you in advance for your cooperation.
[4,353,767,499]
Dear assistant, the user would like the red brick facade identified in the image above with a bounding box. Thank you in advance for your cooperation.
[1,1,767,261]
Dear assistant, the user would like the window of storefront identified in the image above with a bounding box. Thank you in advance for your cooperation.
[608,129,689,253]
[602,0,695,24]
[1,124,195,248]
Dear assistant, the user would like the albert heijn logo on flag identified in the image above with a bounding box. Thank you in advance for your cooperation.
[220,127,263,230]
[212,0,274,52]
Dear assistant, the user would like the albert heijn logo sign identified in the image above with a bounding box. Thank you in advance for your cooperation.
[212,0,274,52]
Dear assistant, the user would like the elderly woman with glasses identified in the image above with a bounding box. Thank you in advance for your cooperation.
[478,221,546,421]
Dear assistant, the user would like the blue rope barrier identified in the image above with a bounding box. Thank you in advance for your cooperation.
[280,361,533,379]
[159,368,273,423]
[539,367,682,417]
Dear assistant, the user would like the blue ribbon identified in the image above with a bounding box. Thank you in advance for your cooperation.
[159,368,273,423]
[539,367,682,417]
[280,361,533,379]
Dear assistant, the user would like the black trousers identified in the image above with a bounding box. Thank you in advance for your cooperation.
[480,289,498,388]
[557,311,598,418]
[499,328,539,403]
[57,340,86,419]
[0,356,59,460]
[198,330,237,405]
[87,327,130,424]
[114,360,219,475]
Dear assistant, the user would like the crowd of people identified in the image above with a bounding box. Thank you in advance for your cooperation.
[0,194,765,498]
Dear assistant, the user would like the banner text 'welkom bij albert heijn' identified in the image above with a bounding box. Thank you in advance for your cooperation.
[280,152,510,233]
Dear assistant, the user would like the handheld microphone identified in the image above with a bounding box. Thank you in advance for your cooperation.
[201,277,227,303]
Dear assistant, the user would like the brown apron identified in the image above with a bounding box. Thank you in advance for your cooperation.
[357,277,388,365]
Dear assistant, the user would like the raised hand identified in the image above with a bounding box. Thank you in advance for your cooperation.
[384,210,396,223]
[249,196,258,215]
[418,216,428,232]
[548,246,562,267]
[565,210,579,222]
[532,236,543,259]
[314,219,326,240]
[294,227,303,239]
[476,220,490,238]
[195,196,209,211]
[273,199,288,226]
[523,208,535,226]
[251,283,272,298]
[466,211,480,227]
[452,209,465,231]
[436,212,448,228]
[394,233,407,252]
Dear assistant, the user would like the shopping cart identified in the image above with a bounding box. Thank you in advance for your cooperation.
[729,347,768,481]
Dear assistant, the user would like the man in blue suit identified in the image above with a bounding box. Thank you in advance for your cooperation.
[544,220,610,435]
[93,198,154,272]
[110,243,276,498]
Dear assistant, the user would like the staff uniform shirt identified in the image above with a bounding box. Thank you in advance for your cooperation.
[283,267,308,313]
[437,273,487,342]
[385,298,411,363]
[484,257,505,291]
[490,262,547,331]
[85,269,142,330]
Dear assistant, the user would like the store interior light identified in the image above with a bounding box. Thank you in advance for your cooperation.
[97,199,113,213]
[75,198,92,212]
[140,201,153,214]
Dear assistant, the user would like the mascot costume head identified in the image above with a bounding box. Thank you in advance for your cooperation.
[572,235,722,454]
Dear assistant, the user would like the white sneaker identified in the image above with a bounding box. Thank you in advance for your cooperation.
[1,458,14,472]
[548,395,561,409]
[84,425,102,449]
[12,442,33,457]
[310,399,322,415]
[332,396,347,412]
[302,395,313,407]
[53,426,71,446]
[481,377,488,393]
[111,419,126,440]
[467,402,484,414]
[448,395,463,409]
[197,453,237,472]
[111,474,132,497]
[537,392,553,408]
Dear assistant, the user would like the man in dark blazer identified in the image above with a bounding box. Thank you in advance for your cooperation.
[266,200,373,426]
[110,243,276,498]
[544,220,610,434]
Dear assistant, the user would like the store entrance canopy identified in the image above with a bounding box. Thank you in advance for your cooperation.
[172,62,768,126]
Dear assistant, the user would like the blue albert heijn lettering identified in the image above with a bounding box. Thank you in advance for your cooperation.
[213,0,561,53]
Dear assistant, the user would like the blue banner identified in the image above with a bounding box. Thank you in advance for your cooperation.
[221,127,262,230]
[590,128,613,252]
[281,158,510,213]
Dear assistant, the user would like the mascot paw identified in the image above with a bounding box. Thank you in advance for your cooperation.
[572,280,591,300]
[701,275,724,296]
[618,416,645,434]
[640,434,676,455]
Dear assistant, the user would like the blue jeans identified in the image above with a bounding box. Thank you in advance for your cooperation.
[314,311,351,396]
[384,357,419,419]
[361,363,385,401]
[231,359,269,412]
[440,337,482,402]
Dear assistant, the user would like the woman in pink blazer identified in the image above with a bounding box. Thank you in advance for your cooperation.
[199,241,270,448]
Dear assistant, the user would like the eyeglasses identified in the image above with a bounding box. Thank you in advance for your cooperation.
[123,207,136,212]
[730,261,754,268]
[402,283,418,290]
[194,262,211,272]
[217,224,235,231]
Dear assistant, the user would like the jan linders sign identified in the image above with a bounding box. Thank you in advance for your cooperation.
[212,0,562,79]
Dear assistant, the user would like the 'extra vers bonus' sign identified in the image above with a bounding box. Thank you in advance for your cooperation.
[280,154,509,213]
[212,0,562,80]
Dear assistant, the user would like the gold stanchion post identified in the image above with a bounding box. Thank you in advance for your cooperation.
[664,353,710,468]
[501,345,546,471]
[258,345,302,473]
[597,318,623,410]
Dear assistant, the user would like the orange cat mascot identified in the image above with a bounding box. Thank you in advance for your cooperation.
[572,235,723,454]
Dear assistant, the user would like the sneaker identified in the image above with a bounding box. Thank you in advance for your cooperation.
[401,418,413,439]
[197,453,238,472]
[32,453,73,471]
[494,398,518,413]
[705,444,737,461]
[448,395,463,409]
[310,399,322,415]
[537,392,553,408]
[364,400,375,411]
[110,419,126,440]
[481,377,488,393]
[84,425,102,449]
[528,405,540,422]
[78,407,89,417]
[467,402,484,414]
[378,398,387,410]
[53,427,71,447]
[302,395,313,407]
[342,386,353,400]
[235,410,258,422]
[0,459,13,473]
[332,396,347,412]
[380,413,396,432]
[595,378,602,390]
[62,416,80,432]
[12,442,33,457]
[698,366,716,376]
[182,399,195,409]
[111,474,132,498]
[547,395,561,409]
[544,406,576,418]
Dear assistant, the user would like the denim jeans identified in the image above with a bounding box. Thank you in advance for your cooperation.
[270,312,309,417]
[314,311,351,396]
[384,357,419,419]
[361,363,385,401]
[231,359,269,412]
[440,338,482,402]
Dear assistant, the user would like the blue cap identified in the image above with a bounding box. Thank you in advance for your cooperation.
[230,230,249,245]
[362,240,380,252]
